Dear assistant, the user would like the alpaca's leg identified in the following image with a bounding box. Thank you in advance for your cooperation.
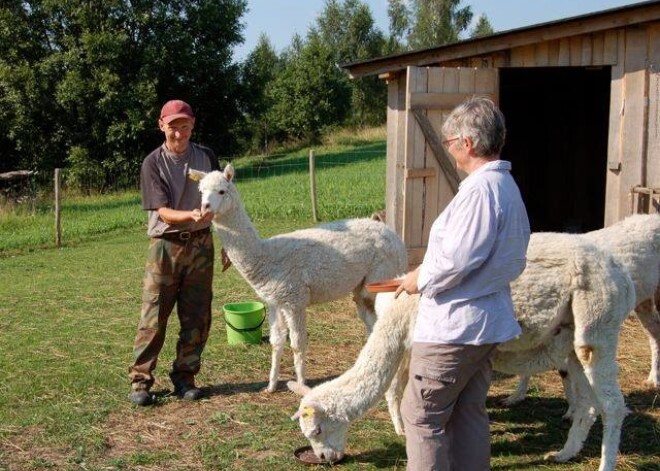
[544,353,599,463]
[385,351,410,436]
[634,297,660,388]
[577,345,628,471]
[353,289,377,335]
[565,281,629,471]
[502,375,530,406]
[558,367,577,420]
[266,305,287,393]
[283,307,308,387]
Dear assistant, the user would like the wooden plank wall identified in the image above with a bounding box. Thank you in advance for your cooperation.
[647,24,660,205]
[439,31,622,68]
[403,66,428,264]
[385,74,407,236]
[604,26,658,224]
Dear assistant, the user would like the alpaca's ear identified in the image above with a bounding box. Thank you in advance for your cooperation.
[223,164,235,182]
[188,169,208,182]
[287,380,311,396]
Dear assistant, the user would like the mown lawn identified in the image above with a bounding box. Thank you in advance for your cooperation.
[0,136,659,470]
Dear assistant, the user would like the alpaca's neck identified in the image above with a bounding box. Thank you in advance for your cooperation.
[212,200,270,285]
[315,302,412,422]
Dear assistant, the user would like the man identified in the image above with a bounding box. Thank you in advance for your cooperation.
[128,99,220,406]
[395,97,530,470]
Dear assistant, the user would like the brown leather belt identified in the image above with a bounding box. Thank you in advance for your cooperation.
[158,227,211,241]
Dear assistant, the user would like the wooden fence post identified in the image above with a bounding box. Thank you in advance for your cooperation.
[54,168,61,247]
[309,149,318,222]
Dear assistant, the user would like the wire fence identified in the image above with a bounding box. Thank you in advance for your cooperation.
[230,149,385,181]
[0,148,387,222]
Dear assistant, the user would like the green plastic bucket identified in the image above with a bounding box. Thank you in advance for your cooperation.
[223,301,266,345]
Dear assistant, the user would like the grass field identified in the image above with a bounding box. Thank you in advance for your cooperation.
[0,134,659,470]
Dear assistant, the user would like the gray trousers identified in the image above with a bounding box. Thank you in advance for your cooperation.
[401,342,497,471]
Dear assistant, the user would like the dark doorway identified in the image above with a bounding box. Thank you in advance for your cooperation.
[499,67,611,233]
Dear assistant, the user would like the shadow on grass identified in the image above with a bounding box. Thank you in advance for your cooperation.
[200,374,342,397]
[346,440,406,468]
[488,390,660,469]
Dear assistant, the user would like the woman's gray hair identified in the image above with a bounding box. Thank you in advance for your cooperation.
[441,97,506,157]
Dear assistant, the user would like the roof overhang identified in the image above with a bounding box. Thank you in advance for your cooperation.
[342,0,660,78]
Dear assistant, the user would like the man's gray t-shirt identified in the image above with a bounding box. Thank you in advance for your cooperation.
[140,143,219,237]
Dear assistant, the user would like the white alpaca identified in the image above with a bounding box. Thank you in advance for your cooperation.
[196,165,408,392]
[289,234,635,471]
[506,214,660,409]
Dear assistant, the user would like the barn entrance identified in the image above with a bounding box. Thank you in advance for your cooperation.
[499,67,611,233]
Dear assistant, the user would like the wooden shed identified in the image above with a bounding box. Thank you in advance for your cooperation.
[343,1,660,266]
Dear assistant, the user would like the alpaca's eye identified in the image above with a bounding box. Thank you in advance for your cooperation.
[312,425,322,436]
[219,190,225,195]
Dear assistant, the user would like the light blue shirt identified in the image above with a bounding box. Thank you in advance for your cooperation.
[413,160,530,345]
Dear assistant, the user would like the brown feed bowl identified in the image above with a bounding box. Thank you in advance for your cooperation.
[293,446,345,465]
[365,278,402,293]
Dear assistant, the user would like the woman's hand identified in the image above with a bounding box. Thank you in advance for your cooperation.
[394,266,421,298]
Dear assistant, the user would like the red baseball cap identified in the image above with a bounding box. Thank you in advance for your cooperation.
[160,100,195,124]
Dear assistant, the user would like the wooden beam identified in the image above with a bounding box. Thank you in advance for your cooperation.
[405,167,437,179]
[409,92,491,110]
[411,109,461,194]
[0,170,35,181]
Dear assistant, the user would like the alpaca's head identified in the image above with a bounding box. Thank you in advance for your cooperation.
[288,382,348,463]
[197,164,237,220]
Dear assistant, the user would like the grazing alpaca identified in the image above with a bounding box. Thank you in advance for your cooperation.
[196,165,407,392]
[506,214,660,409]
[290,234,634,471]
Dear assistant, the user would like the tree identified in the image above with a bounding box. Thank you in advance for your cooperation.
[407,0,473,49]
[386,0,410,53]
[266,35,351,142]
[239,34,281,153]
[0,0,247,189]
[311,0,387,126]
[0,1,66,173]
[470,14,494,38]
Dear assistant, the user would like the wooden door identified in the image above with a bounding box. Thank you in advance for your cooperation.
[402,66,498,266]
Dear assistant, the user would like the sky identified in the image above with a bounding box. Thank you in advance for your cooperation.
[233,0,643,60]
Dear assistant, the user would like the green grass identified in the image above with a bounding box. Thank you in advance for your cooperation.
[0,134,659,470]
[0,138,387,256]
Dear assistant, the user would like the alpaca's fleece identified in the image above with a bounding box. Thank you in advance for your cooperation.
[507,214,660,407]
[199,166,408,392]
[290,235,634,471]
[584,215,660,385]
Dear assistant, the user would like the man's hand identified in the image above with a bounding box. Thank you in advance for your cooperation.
[191,208,214,223]
[394,266,421,299]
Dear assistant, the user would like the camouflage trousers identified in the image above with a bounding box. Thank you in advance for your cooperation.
[128,232,214,391]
